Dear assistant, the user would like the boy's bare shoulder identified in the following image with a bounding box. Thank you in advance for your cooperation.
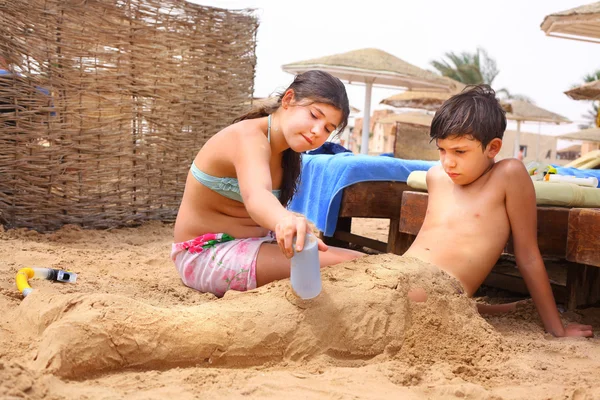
[491,159,535,201]
[426,164,445,178]
[425,165,445,187]
[492,158,529,179]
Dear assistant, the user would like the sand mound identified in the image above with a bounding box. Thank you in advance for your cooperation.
[12,255,503,379]
[0,361,47,399]
[2,221,599,399]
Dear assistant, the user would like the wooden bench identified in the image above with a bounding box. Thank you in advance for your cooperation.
[320,181,415,254]
[396,191,600,309]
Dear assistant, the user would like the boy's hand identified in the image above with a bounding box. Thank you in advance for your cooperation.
[561,323,594,338]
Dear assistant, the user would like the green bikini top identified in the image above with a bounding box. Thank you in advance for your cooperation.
[190,115,281,202]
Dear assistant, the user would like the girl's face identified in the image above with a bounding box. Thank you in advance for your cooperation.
[281,94,343,152]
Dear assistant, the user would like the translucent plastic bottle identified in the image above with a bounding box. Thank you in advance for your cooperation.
[546,174,599,188]
[290,234,322,299]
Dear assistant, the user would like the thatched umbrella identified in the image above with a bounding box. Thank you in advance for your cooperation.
[281,48,460,154]
[564,79,600,100]
[380,88,516,114]
[380,92,569,159]
[541,3,599,131]
[559,126,600,142]
[504,100,571,158]
[376,112,434,127]
[540,1,600,44]
[564,80,600,128]
[504,100,571,124]
[380,91,454,111]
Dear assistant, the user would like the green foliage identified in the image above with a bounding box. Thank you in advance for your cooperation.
[430,47,498,85]
[431,47,531,103]
[577,69,600,129]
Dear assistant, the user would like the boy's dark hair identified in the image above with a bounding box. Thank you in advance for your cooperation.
[234,70,349,206]
[430,84,506,149]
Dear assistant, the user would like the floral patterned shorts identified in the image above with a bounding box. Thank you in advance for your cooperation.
[171,232,275,297]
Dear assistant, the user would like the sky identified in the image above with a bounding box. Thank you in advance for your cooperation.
[192,0,598,142]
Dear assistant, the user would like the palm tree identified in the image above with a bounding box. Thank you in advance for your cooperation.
[430,47,499,86]
[495,88,535,104]
[576,69,600,129]
[431,48,533,103]
[580,103,599,129]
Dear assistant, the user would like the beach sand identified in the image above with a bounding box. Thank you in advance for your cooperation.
[1,220,599,399]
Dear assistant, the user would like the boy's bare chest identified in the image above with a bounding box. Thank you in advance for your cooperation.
[429,200,486,224]
[427,188,503,226]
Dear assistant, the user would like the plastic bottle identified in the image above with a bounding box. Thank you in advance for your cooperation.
[546,174,599,188]
[290,234,322,299]
[527,162,557,181]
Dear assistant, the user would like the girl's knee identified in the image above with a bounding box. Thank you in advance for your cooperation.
[337,247,365,262]
[319,246,363,267]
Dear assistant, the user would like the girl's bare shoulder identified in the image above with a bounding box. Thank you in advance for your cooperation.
[228,118,266,142]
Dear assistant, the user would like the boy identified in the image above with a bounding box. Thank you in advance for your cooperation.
[404,85,592,337]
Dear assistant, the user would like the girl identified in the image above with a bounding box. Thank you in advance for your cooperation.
[172,70,364,296]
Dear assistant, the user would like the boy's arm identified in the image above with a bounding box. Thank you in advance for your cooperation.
[504,160,592,337]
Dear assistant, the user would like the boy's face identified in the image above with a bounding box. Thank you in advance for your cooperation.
[436,135,500,185]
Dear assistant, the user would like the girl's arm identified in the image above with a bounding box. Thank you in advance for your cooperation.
[233,127,318,258]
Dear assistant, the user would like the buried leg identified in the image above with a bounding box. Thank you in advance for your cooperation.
[23,255,490,378]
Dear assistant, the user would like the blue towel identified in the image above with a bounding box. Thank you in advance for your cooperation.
[306,142,352,155]
[554,166,600,188]
[288,153,436,236]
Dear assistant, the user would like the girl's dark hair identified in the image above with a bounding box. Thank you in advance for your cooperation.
[233,70,349,206]
[430,84,506,150]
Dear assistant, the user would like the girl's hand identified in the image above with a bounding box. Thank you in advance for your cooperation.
[275,214,328,258]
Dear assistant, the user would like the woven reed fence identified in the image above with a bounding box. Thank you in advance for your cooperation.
[0,0,258,231]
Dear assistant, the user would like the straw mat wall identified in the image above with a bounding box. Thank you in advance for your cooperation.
[0,0,258,231]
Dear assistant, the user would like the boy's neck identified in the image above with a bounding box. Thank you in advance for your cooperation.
[480,160,496,178]
[459,160,497,188]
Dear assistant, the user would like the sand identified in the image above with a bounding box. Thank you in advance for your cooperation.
[1,220,599,400]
